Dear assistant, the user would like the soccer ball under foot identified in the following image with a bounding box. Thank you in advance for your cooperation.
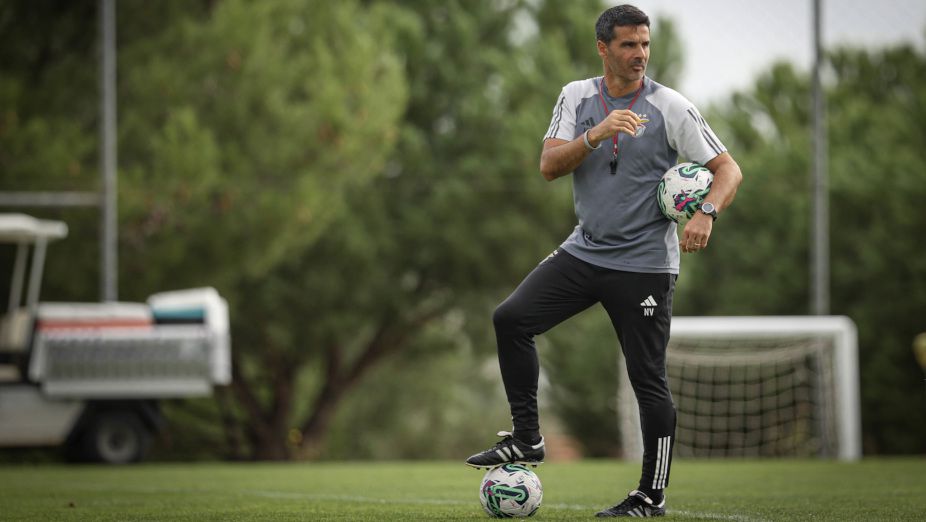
[479,463,543,518]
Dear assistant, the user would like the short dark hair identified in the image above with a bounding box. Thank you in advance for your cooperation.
[595,5,650,43]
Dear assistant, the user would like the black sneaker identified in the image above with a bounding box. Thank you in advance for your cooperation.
[465,431,545,469]
[596,490,666,517]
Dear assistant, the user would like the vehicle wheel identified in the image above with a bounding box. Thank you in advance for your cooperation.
[79,410,151,464]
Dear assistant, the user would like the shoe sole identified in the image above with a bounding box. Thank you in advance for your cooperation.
[595,510,665,517]
[464,460,544,470]
[595,507,666,517]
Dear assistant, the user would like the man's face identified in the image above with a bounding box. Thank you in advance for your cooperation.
[600,24,650,83]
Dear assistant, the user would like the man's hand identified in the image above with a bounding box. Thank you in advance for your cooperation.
[681,212,712,253]
[679,152,743,253]
[587,110,643,146]
[539,110,649,181]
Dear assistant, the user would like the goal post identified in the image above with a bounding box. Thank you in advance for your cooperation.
[618,316,861,461]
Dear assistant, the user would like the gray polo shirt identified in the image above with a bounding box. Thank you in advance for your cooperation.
[544,76,726,274]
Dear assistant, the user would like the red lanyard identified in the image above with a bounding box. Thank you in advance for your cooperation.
[597,77,645,175]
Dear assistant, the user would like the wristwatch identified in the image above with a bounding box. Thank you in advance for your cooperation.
[699,201,718,221]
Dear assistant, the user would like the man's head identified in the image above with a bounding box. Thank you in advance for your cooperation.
[596,5,650,86]
[595,4,650,44]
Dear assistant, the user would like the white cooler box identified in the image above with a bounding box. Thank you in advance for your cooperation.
[28,288,231,398]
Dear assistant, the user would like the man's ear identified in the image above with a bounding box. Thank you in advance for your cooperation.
[596,40,608,58]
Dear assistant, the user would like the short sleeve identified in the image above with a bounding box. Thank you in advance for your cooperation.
[665,102,727,165]
[544,87,576,141]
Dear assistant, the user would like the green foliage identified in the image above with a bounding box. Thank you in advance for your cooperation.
[680,45,926,454]
[825,46,926,453]
[0,1,210,302]
[0,1,97,192]
[2,1,924,461]
[324,325,511,460]
[314,0,689,461]
[228,0,583,458]
[116,0,407,296]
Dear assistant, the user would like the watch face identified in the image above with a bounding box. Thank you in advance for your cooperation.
[701,202,715,213]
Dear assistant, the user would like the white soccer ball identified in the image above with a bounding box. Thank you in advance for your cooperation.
[657,162,714,225]
[479,464,543,518]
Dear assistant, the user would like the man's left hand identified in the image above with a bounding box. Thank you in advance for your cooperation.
[681,212,712,253]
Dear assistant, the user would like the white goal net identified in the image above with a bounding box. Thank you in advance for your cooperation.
[618,316,861,461]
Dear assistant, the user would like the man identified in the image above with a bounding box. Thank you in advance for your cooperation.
[464,4,743,518]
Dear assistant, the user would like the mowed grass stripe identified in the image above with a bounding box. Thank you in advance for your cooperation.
[0,459,923,521]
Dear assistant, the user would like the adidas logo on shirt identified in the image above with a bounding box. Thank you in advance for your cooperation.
[579,117,596,131]
[640,295,657,316]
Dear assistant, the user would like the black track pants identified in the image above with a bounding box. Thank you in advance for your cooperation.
[493,248,677,490]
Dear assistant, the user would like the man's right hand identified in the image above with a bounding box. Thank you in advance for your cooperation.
[539,110,644,181]
[588,110,643,146]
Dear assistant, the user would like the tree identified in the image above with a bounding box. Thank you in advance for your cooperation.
[7,1,921,461]
[115,0,407,296]
[0,1,222,302]
[2,0,409,461]
[221,0,591,459]
[511,28,926,458]
[0,0,707,460]
[285,3,687,460]
[117,0,410,460]
[679,44,926,454]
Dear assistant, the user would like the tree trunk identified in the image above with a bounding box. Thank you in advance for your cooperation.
[298,326,396,456]
[231,350,297,460]
[297,311,444,456]
[251,364,296,460]
[215,386,245,460]
[234,308,448,460]
[298,344,347,457]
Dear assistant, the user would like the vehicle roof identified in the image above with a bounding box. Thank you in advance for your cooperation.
[0,214,69,243]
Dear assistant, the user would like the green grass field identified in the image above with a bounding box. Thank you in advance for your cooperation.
[1,459,924,520]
